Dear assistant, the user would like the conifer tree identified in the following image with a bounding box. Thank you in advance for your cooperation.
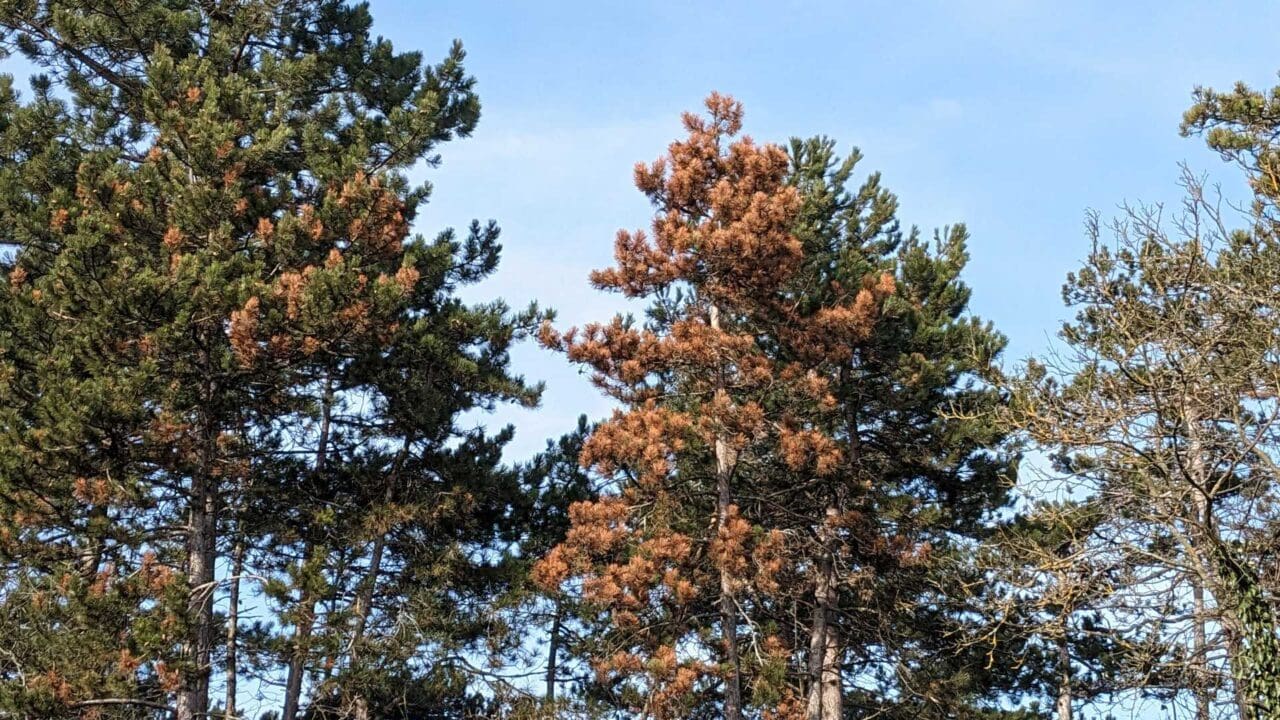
[535,107,1021,720]
[776,137,1019,720]
[509,416,602,719]
[0,2,543,718]
[976,499,1144,720]
[535,94,896,720]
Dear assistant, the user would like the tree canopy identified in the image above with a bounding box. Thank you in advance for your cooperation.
[0,2,1278,719]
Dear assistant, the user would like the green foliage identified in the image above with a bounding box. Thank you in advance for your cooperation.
[782,135,1021,716]
[1214,544,1280,720]
[0,1,545,718]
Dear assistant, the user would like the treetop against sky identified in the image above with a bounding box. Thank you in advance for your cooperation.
[3,2,1280,720]
[382,0,1280,461]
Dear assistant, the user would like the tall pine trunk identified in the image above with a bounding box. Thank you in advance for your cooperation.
[177,472,217,720]
[806,560,828,720]
[75,505,107,579]
[1184,411,1280,719]
[347,440,408,720]
[1214,543,1280,720]
[348,534,385,720]
[177,373,219,720]
[283,375,335,720]
[711,304,742,720]
[282,580,317,720]
[820,620,842,718]
[717,445,741,720]
[807,515,841,720]
[225,534,245,720]
[546,597,563,705]
[807,368,860,720]
[225,456,250,720]
[1055,634,1072,720]
[1224,624,1252,719]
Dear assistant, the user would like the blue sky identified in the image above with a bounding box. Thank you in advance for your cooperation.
[376,0,1280,463]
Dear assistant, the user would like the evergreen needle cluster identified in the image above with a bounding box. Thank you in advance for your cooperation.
[0,2,1277,720]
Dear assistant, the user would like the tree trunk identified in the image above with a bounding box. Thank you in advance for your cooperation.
[717,439,742,720]
[1184,408,1280,719]
[710,303,742,720]
[177,392,219,720]
[546,597,563,706]
[820,621,842,719]
[1223,622,1252,720]
[805,560,829,720]
[1192,576,1211,720]
[176,469,217,720]
[347,440,409,720]
[224,535,244,720]
[806,364,859,720]
[807,517,841,720]
[75,505,107,579]
[348,530,385,720]
[283,375,335,720]
[281,581,317,720]
[1186,406,1214,720]
[1214,545,1280,720]
[1055,634,1072,720]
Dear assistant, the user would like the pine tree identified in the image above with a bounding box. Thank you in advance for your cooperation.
[533,95,896,720]
[502,416,605,719]
[768,137,1020,720]
[976,498,1147,720]
[534,97,1021,720]
[0,2,544,718]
